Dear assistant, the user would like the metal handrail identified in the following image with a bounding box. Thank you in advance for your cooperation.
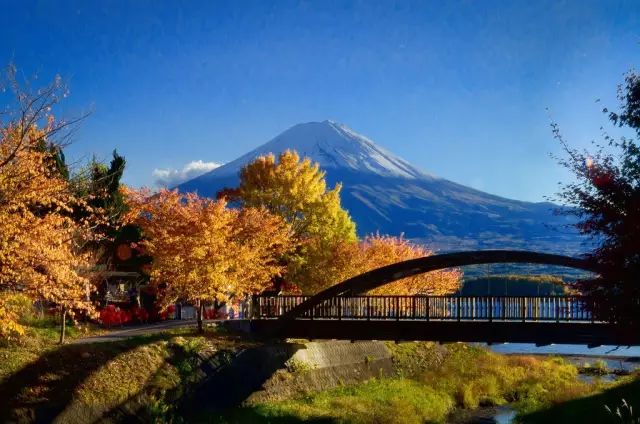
[251,294,597,323]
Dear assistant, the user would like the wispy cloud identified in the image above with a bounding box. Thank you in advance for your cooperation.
[153,160,222,187]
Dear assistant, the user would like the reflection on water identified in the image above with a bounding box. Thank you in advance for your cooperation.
[487,343,640,358]
[449,405,516,424]
[579,373,618,383]
[494,406,517,424]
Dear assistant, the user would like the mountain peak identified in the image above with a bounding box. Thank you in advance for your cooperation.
[194,120,431,180]
[176,120,584,254]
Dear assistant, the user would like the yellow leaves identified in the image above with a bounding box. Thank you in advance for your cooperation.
[0,124,97,341]
[226,150,458,295]
[123,188,293,307]
[294,234,462,295]
[234,150,357,243]
[357,235,461,296]
[0,294,26,340]
[228,150,358,293]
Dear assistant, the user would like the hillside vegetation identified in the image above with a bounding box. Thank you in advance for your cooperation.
[219,343,631,424]
[0,320,251,423]
[459,275,567,296]
[3,313,639,424]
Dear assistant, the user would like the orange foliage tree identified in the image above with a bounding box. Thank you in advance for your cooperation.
[221,150,460,294]
[301,234,461,295]
[123,188,292,332]
[0,68,96,343]
[219,150,357,293]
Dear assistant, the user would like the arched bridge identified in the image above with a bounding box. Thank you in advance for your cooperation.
[244,250,640,346]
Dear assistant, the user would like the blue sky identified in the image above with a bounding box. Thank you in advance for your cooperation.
[1,0,638,201]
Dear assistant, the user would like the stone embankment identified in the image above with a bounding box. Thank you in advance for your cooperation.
[246,340,394,404]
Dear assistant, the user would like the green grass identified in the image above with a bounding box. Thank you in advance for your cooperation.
[0,314,103,381]
[415,343,596,413]
[221,342,602,424]
[1,306,634,424]
[387,342,599,412]
[221,378,453,424]
[520,376,640,423]
[259,378,453,424]
[0,316,247,423]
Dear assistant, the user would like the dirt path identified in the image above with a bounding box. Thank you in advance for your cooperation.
[71,319,198,344]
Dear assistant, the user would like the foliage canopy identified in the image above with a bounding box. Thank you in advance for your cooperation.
[554,71,640,323]
[220,150,357,292]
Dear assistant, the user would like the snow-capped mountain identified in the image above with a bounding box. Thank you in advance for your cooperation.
[177,121,585,254]
[205,120,429,179]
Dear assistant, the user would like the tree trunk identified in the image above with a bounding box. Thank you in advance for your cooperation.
[59,308,67,345]
[197,301,204,333]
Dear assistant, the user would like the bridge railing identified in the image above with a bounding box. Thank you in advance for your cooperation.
[252,295,595,323]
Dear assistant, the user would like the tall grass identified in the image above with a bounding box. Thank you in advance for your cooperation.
[521,377,640,423]
[252,378,453,424]
[242,343,596,423]
[413,343,593,412]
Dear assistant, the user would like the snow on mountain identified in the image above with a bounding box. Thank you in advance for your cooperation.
[177,121,585,254]
[208,120,429,179]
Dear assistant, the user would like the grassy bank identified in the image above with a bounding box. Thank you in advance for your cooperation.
[0,318,248,423]
[219,342,616,423]
[520,376,640,423]
[249,379,453,424]
[3,317,638,423]
[401,343,594,413]
[0,315,100,382]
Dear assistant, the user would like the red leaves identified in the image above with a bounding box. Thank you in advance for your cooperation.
[590,169,614,189]
[115,243,133,261]
[99,304,150,327]
[99,305,130,327]
[203,307,217,320]
[131,305,149,322]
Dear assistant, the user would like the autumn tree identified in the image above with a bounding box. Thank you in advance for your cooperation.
[0,67,96,343]
[124,188,292,332]
[553,71,640,324]
[219,150,357,292]
[300,234,461,295]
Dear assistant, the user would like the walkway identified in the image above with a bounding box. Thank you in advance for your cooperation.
[71,319,197,344]
[244,294,640,346]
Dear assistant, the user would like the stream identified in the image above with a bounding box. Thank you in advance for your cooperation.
[486,343,640,358]
[448,343,640,423]
[449,405,517,423]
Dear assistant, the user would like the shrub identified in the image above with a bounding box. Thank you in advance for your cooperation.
[0,292,34,341]
[131,305,150,323]
[285,358,315,374]
[99,305,132,327]
[255,378,454,424]
[413,343,591,413]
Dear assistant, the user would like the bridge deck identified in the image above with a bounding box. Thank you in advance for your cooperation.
[252,295,597,322]
[244,295,640,346]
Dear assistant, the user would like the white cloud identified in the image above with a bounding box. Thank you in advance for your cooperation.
[153,160,223,187]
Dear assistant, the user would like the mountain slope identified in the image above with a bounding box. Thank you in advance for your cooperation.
[177,121,584,254]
